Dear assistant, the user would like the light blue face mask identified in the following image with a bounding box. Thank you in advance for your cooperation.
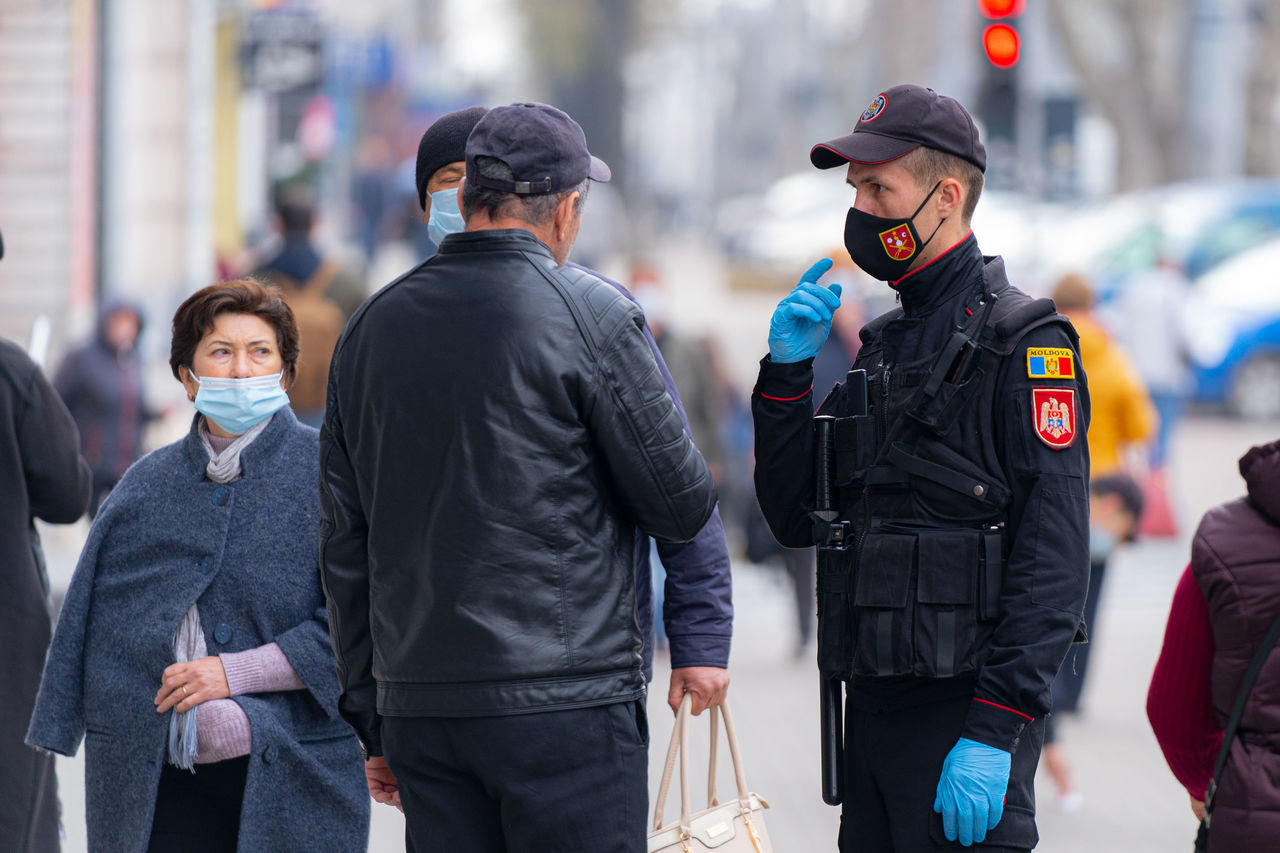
[191,371,290,435]
[1088,526,1117,563]
[427,187,465,246]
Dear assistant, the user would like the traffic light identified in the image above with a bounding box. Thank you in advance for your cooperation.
[982,24,1020,69]
[977,0,1025,18]
[978,0,1023,67]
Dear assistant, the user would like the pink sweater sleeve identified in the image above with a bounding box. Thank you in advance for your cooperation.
[195,699,251,764]
[220,642,306,696]
[1146,564,1222,801]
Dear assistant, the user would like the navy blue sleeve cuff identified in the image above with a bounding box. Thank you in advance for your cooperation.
[667,633,732,671]
[962,697,1033,753]
[754,354,815,402]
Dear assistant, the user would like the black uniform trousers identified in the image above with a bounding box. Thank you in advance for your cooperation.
[840,690,1043,852]
[383,699,649,853]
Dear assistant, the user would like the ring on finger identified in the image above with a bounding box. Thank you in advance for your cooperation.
[181,685,188,696]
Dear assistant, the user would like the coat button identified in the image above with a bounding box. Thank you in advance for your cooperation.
[263,744,279,764]
[213,623,232,644]
[972,484,986,497]
[211,487,229,507]
[199,556,212,575]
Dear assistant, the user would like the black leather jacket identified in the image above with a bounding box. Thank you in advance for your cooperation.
[319,229,717,754]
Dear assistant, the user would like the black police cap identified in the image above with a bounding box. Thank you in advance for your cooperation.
[811,84,986,174]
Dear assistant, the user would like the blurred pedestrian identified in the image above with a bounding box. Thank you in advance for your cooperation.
[1113,256,1192,470]
[411,105,734,688]
[1,228,93,853]
[53,299,154,517]
[1051,272,1157,477]
[27,280,368,852]
[754,84,1090,849]
[1041,473,1144,810]
[1147,438,1280,850]
[320,103,722,852]
[255,186,364,427]
[1114,256,1193,538]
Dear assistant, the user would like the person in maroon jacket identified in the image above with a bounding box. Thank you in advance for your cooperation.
[1148,438,1280,849]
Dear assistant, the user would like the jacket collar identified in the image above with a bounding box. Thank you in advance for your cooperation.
[436,228,554,259]
[182,406,297,481]
[889,231,984,318]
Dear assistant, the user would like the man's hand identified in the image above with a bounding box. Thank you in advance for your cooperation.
[155,656,231,714]
[366,756,403,813]
[668,666,730,715]
[768,258,843,363]
[933,737,1011,847]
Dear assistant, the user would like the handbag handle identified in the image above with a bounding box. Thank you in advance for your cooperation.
[653,694,756,834]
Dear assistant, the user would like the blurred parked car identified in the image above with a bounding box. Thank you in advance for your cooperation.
[1185,237,1280,420]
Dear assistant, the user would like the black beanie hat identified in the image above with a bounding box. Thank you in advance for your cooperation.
[415,106,489,210]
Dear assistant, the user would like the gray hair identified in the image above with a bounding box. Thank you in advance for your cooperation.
[461,156,588,226]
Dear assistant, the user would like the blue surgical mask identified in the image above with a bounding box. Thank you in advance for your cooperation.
[192,371,289,435]
[427,187,465,246]
[1088,526,1117,563]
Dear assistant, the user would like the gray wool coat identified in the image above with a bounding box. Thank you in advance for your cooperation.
[27,408,369,852]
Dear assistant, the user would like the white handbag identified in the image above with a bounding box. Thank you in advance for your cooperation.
[648,694,772,852]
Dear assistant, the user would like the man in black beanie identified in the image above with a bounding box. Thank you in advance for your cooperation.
[415,106,489,247]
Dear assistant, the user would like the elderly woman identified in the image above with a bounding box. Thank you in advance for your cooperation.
[27,280,368,852]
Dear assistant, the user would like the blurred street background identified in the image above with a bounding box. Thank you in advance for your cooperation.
[7,0,1280,850]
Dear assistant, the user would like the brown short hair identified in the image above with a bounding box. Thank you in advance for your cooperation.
[169,279,300,386]
[899,146,985,223]
[1051,272,1095,312]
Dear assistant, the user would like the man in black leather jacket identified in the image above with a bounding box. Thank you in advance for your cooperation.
[319,103,719,852]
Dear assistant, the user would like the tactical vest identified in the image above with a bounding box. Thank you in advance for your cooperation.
[814,260,1075,683]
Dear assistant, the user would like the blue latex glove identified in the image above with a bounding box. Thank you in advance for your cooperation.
[767,259,843,363]
[933,737,1011,847]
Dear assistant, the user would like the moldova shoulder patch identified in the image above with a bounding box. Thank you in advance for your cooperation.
[1027,347,1075,379]
[1032,388,1077,449]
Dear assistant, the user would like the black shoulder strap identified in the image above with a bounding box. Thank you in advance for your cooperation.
[1204,607,1280,818]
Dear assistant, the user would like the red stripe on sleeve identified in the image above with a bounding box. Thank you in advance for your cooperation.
[758,387,813,402]
[972,697,1034,721]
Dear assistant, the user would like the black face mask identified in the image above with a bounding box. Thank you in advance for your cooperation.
[843,181,944,282]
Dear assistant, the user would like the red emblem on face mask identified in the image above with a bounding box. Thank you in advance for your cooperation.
[1032,388,1077,449]
[878,224,916,261]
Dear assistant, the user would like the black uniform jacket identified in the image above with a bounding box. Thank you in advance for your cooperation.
[753,234,1090,751]
[319,229,717,755]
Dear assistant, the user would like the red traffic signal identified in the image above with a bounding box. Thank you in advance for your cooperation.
[977,0,1025,18]
[982,23,1020,68]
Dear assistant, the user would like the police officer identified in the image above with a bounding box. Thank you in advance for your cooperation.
[752,85,1090,850]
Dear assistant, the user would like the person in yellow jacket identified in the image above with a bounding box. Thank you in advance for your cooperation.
[1051,273,1157,477]
[1041,271,1156,811]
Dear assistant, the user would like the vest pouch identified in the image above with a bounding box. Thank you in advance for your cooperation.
[915,530,981,679]
[909,368,985,436]
[852,532,916,678]
[834,414,877,487]
[816,547,855,681]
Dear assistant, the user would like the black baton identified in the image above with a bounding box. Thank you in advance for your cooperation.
[813,369,866,807]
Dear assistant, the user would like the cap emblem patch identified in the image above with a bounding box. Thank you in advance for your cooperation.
[878,224,916,260]
[860,93,888,123]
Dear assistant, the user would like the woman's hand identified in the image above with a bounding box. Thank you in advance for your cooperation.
[155,656,231,714]
[1191,796,1206,821]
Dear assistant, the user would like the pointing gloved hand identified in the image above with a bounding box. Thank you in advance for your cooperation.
[767,258,843,363]
[933,737,1011,847]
